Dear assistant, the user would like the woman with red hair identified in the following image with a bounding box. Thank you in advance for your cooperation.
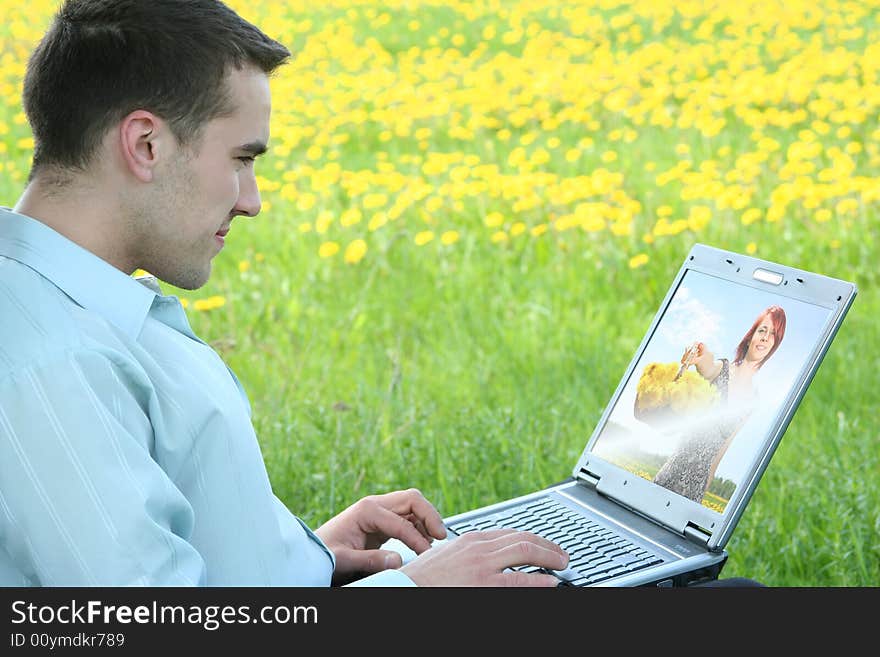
[653,305,787,504]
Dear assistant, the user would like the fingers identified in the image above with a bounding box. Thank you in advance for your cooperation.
[335,548,404,577]
[366,503,434,554]
[400,528,569,587]
[478,531,568,572]
[378,488,447,541]
[405,513,432,543]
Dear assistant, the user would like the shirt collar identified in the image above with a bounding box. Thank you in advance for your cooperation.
[0,207,157,340]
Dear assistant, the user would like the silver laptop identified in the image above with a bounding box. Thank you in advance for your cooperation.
[435,244,856,586]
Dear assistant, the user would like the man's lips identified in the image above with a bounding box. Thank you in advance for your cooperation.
[214,225,230,248]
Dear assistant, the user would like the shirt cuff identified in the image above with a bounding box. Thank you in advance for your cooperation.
[293,516,337,571]
[344,569,417,587]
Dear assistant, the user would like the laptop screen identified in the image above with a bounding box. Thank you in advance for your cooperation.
[588,268,834,515]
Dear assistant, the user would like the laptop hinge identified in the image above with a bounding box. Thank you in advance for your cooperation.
[576,467,600,490]
[684,522,712,548]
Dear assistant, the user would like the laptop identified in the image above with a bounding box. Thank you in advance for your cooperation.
[389,243,857,586]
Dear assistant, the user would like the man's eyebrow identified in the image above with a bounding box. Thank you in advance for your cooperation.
[238,141,268,156]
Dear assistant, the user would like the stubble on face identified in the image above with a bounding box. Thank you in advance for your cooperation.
[130,145,217,291]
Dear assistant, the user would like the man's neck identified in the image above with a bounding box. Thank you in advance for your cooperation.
[14,179,135,274]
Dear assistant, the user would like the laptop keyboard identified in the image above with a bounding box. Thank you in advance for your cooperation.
[448,497,664,586]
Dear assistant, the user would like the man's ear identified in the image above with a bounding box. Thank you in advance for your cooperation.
[118,110,167,183]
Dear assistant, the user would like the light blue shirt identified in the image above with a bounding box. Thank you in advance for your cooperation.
[0,208,413,586]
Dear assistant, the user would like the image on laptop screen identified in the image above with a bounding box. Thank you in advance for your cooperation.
[590,269,834,514]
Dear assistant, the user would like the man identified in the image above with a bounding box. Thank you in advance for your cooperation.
[0,0,567,586]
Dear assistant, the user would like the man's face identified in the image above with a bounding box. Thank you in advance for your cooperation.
[136,66,271,290]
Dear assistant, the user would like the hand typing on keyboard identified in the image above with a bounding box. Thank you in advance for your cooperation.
[447,498,665,586]
[399,529,569,586]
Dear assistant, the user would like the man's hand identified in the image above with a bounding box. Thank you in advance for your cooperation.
[315,488,447,585]
[400,529,569,587]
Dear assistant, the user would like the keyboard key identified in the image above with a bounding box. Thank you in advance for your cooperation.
[549,567,583,582]
[579,559,615,577]
[610,553,643,568]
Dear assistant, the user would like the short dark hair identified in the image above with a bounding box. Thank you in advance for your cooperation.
[23,0,290,175]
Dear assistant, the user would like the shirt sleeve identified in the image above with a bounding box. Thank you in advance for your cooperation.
[0,349,206,586]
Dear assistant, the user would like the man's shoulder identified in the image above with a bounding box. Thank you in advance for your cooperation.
[0,256,104,376]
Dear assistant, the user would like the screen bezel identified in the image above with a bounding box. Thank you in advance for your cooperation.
[572,243,857,550]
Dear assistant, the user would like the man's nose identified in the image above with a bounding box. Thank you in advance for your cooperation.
[235,170,262,217]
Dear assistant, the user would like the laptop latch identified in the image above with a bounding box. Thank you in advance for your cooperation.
[576,467,600,490]
[683,522,711,547]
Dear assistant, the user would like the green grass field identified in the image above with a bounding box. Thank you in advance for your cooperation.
[1,0,877,586]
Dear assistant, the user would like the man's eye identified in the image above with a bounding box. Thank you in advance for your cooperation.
[237,156,255,165]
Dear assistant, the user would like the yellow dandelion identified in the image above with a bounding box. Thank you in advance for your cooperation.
[414,231,434,246]
[741,208,762,225]
[510,222,526,237]
[344,239,367,264]
[441,230,460,245]
[491,231,509,243]
[318,242,340,258]
[530,224,548,237]
[688,206,712,231]
[368,212,388,232]
[484,211,504,228]
[363,193,388,210]
[315,211,333,234]
[179,298,190,309]
[746,242,757,254]
[815,209,832,223]
[341,207,362,227]
[193,296,226,312]
[610,222,633,237]
[238,260,250,273]
[629,253,649,269]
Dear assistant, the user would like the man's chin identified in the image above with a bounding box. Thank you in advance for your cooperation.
[153,264,212,291]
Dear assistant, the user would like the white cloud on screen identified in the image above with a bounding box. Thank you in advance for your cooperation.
[658,286,724,351]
